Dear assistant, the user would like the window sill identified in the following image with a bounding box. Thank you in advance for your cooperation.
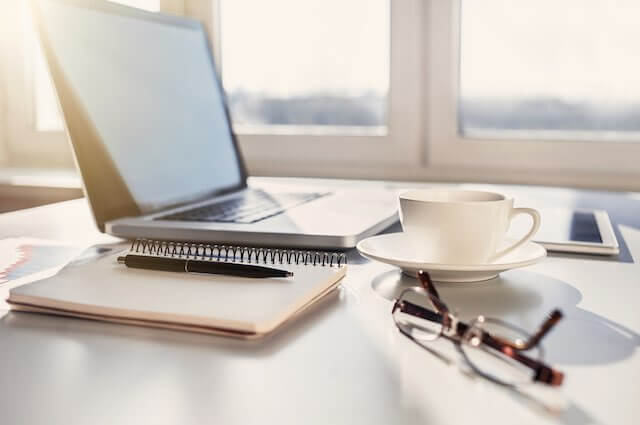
[0,168,83,213]
[0,167,81,189]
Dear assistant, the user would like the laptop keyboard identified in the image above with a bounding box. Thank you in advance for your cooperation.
[156,190,328,224]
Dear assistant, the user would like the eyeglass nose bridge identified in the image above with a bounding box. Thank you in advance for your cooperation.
[461,315,486,346]
[441,312,459,338]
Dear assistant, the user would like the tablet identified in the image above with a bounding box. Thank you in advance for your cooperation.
[508,208,619,255]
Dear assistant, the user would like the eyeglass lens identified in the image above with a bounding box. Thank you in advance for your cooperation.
[393,288,445,341]
[459,317,543,386]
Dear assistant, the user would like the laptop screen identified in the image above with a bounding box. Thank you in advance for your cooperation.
[37,0,244,213]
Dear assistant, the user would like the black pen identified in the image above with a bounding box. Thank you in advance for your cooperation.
[117,255,293,278]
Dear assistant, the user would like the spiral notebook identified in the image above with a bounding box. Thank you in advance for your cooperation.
[6,239,347,339]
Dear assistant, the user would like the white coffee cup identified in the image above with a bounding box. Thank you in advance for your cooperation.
[398,189,540,265]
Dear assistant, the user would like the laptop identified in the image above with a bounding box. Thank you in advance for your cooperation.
[32,0,398,248]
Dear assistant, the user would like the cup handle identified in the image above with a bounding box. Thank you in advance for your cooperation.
[490,207,541,262]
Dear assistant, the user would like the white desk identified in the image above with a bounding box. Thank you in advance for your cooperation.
[1,178,639,425]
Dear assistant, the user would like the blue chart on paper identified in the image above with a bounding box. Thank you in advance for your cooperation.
[0,239,81,284]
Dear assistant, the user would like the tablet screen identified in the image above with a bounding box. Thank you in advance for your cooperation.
[509,208,602,244]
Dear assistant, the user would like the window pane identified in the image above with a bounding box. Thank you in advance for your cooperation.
[460,0,640,141]
[220,0,389,134]
[33,0,160,132]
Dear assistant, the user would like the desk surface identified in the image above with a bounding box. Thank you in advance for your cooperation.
[1,178,639,425]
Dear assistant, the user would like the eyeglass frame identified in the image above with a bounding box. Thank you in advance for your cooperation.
[391,270,564,387]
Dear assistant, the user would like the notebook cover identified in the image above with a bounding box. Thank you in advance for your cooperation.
[7,246,346,337]
[7,282,341,339]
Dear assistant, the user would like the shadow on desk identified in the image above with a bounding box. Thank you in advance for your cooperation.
[546,240,633,264]
[372,269,640,366]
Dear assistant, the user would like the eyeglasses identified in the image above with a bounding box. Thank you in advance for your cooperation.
[392,271,564,387]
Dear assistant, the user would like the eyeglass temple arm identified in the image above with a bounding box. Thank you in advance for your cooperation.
[393,299,443,324]
[418,271,450,314]
[418,270,563,350]
[480,332,565,386]
[493,309,564,351]
[418,270,439,296]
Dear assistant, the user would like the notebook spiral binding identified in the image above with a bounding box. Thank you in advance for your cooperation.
[130,238,347,267]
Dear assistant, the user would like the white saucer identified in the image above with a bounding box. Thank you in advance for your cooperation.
[356,233,546,283]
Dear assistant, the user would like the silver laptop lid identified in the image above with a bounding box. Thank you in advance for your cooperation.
[33,0,247,230]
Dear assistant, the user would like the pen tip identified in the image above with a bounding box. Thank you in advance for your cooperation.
[286,272,294,277]
[117,256,126,264]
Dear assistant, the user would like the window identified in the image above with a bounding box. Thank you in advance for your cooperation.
[219,0,389,135]
[427,0,640,189]
[208,0,421,171]
[36,0,393,135]
[459,0,640,141]
[1,1,67,167]
[0,0,161,168]
[2,0,639,190]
